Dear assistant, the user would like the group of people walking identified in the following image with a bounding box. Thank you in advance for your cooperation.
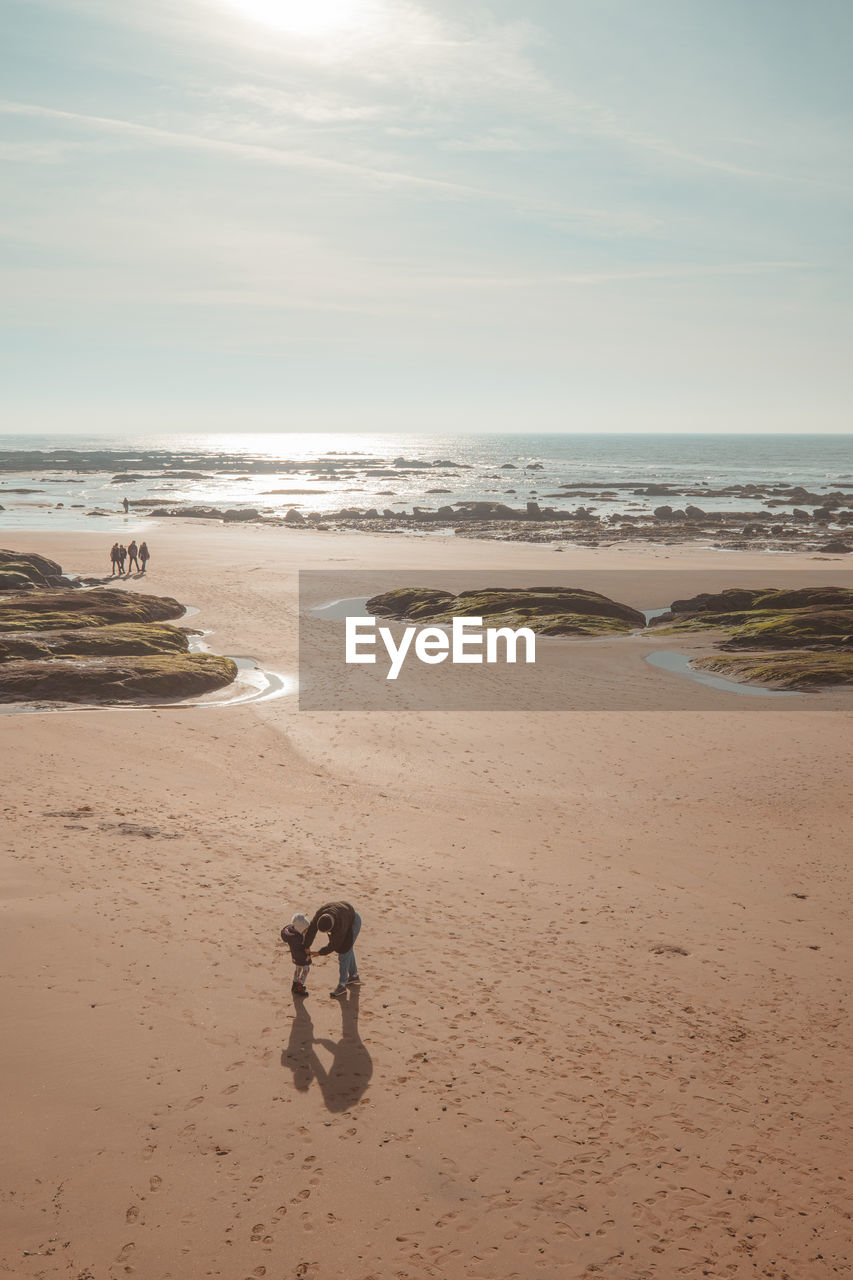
[109,539,150,576]
[281,901,361,998]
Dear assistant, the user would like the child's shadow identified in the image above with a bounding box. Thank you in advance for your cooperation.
[281,990,372,1112]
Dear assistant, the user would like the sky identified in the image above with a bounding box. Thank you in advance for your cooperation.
[1,0,852,434]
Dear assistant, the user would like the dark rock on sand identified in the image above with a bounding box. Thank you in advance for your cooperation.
[662,586,853,618]
[694,652,853,690]
[160,506,224,519]
[819,540,852,554]
[455,501,520,519]
[0,548,64,582]
[0,549,238,705]
[0,587,184,632]
[0,622,190,662]
[222,508,260,522]
[0,654,237,704]
[365,586,646,635]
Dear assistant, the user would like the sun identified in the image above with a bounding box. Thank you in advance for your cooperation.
[228,0,365,38]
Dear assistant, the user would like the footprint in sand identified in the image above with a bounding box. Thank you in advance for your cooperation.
[185,1096,205,1110]
[223,1084,240,1095]
[116,1242,136,1262]
[149,1175,162,1192]
[125,1206,139,1223]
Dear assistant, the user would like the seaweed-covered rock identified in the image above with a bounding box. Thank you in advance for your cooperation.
[0,654,237,703]
[0,569,39,592]
[694,653,853,690]
[651,587,853,650]
[0,548,64,582]
[0,548,238,705]
[0,588,184,633]
[0,622,190,662]
[366,586,645,635]
[664,587,853,618]
[720,609,853,650]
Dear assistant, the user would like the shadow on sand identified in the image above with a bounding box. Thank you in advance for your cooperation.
[282,988,372,1112]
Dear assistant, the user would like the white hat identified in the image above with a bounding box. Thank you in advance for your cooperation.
[291,913,310,932]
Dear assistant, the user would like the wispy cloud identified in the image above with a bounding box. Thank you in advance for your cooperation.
[0,99,486,197]
[0,99,661,235]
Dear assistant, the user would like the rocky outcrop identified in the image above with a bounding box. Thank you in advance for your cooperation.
[159,505,224,519]
[650,585,853,688]
[0,550,237,705]
[0,587,184,632]
[0,622,190,662]
[365,586,646,635]
[0,549,67,591]
[222,508,261,522]
[694,653,853,690]
[0,655,238,704]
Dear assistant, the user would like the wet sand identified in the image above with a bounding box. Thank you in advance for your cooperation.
[1,525,851,1279]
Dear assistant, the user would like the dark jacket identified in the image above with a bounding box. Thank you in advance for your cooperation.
[280,924,311,966]
[304,901,356,955]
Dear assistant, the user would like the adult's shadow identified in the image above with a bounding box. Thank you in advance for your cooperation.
[281,989,372,1113]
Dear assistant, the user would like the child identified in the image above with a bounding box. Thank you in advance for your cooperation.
[281,912,312,996]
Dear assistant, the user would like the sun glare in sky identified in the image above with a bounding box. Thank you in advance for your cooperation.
[227,0,366,38]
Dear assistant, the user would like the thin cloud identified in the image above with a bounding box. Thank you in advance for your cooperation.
[0,99,487,197]
[0,99,659,234]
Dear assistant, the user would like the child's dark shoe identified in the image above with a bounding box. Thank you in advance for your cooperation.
[293,983,309,997]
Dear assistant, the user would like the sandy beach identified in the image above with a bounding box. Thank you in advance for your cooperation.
[1,523,851,1280]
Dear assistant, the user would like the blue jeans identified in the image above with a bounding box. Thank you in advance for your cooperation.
[338,913,361,986]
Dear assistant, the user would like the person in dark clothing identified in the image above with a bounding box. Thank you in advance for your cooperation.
[117,544,127,574]
[304,901,362,998]
[139,541,150,574]
[126,539,140,573]
[109,542,121,576]
[281,912,312,995]
[122,496,129,514]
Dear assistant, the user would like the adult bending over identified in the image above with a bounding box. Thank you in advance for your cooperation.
[304,901,362,998]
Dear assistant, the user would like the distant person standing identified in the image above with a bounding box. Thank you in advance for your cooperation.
[126,539,140,573]
[109,542,121,576]
[122,496,129,514]
[139,541,150,574]
[304,901,362,998]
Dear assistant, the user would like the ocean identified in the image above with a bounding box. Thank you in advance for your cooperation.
[0,432,851,534]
